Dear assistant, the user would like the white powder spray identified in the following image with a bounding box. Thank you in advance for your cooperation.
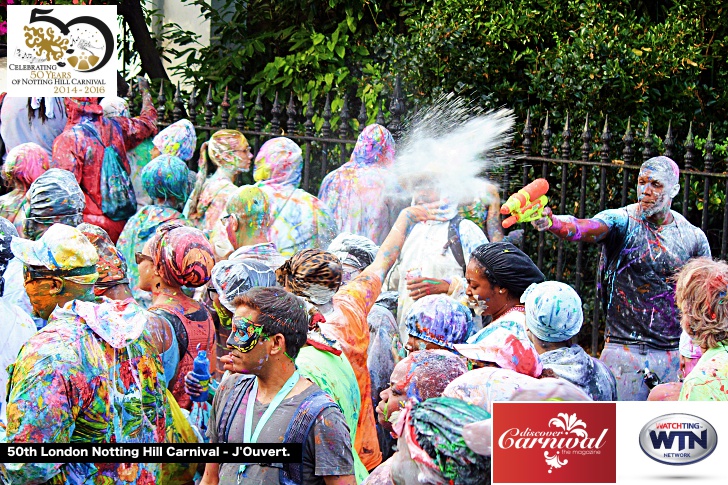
[390,94,516,204]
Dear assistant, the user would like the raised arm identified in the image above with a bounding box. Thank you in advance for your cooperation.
[532,207,611,244]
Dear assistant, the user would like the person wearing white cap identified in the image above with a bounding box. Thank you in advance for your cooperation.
[3,223,195,484]
[521,281,616,401]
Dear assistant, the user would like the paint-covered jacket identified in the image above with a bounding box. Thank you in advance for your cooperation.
[1,299,172,485]
[540,345,617,401]
[50,95,157,241]
[594,205,711,349]
[679,341,728,401]
[318,124,396,245]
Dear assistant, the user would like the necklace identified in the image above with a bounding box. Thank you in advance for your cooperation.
[495,305,525,320]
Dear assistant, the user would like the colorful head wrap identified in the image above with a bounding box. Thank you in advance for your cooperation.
[454,319,543,378]
[153,119,197,161]
[327,232,379,271]
[78,223,129,292]
[11,223,99,285]
[141,154,191,208]
[2,143,50,189]
[470,242,545,297]
[521,281,583,342]
[148,221,215,288]
[350,124,395,168]
[211,259,278,312]
[393,397,491,485]
[509,378,593,402]
[100,96,130,118]
[253,137,303,188]
[444,367,540,413]
[225,185,272,230]
[396,350,468,402]
[207,129,250,170]
[0,217,18,295]
[405,295,473,350]
[27,168,85,217]
[276,249,342,305]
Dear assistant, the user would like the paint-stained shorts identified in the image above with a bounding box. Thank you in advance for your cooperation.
[600,342,680,401]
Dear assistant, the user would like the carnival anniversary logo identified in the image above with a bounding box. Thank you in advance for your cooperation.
[6,5,117,97]
[493,402,617,483]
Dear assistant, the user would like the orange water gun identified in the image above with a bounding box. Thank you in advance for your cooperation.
[500,178,551,229]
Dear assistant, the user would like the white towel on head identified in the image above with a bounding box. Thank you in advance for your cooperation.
[30,97,57,119]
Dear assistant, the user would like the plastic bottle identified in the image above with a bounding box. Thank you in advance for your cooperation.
[190,348,210,402]
[642,367,661,389]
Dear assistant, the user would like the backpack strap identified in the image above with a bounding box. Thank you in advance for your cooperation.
[445,215,467,273]
[280,390,340,485]
[217,374,256,443]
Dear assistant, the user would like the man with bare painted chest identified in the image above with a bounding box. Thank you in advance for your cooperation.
[533,156,711,400]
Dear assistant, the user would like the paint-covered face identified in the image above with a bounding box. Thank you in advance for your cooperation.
[376,358,412,434]
[233,145,254,171]
[637,168,676,218]
[137,239,156,292]
[225,305,269,374]
[23,275,62,320]
[391,436,424,485]
[465,259,499,316]
[411,185,439,205]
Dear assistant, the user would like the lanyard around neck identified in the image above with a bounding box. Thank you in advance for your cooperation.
[243,371,300,444]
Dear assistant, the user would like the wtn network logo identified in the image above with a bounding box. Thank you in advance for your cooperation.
[639,413,718,465]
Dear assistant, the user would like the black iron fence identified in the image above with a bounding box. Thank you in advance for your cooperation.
[144,81,728,355]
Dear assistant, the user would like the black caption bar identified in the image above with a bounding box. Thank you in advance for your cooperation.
[0,443,303,464]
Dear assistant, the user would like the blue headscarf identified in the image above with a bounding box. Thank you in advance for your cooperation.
[521,281,583,342]
[405,295,473,350]
[141,155,191,209]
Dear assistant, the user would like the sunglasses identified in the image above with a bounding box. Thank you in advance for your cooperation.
[226,316,267,353]
[135,252,154,265]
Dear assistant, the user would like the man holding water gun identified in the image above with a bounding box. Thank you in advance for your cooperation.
[506,157,710,400]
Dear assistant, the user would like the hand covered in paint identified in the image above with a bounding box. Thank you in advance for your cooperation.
[136,76,151,94]
[531,206,554,232]
[221,351,245,373]
[407,276,450,301]
[400,203,448,226]
[184,371,203,397]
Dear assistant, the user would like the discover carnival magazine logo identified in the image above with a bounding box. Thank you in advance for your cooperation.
[493,402,617,483]
[6,5,117,97]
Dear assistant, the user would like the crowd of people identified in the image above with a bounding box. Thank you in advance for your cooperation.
[0,85,726,485]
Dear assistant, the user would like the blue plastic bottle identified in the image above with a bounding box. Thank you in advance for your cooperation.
[191,348,210,402]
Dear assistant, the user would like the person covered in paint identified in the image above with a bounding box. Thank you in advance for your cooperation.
[23,168,85,241]
[50,78,158,242]
[78,222,180,387]
[254,137,338,256]
[277,204,447,470]
[674,258,728,401]
[201,287,357,485]
[404,294,473,353]
[117,154,192,307]
[461,242,545,340]
[319,124,398,245]
[0,97,67,161]
[0,218,36,424]
[521,281,616,401]
[214,185,286,268]
[328,232,401,460]
[532,156,711,400]
[0,143,50,236]
[3,224,194,484]
[185,129,253,233]
[390,178,488,341]
[367,350,468,484]
[138,222,216,410]
[454,317,545,378]
[389,397,490,485]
